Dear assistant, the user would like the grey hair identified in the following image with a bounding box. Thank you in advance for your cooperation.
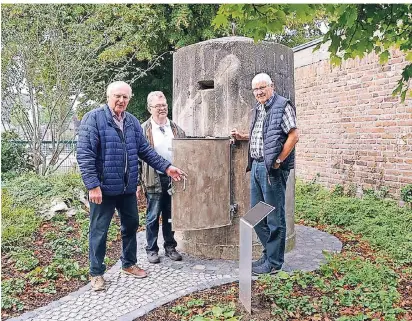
[251,73,273,88]
[147,91,167,111]
[106,81,132,98]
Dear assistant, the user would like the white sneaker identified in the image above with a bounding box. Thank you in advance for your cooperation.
[90,275,105,291]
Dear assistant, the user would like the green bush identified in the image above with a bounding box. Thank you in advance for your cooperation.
[1,130,32,174]
[1,279,25,311]
[260,253,403,320]
[139,210,146,226]
[171,301,239,321]
[332,184,344,197]
[50,258,88,281]
[2,171,85,210]
[26,267,48,285]
[75,211,90,253]
[11,249,39,272]
[1,190,40,248]
[296,180,412,264]
[400,184,412,204]
[48,237,82,259]
[37,283,57,294]
[1,294,24,311]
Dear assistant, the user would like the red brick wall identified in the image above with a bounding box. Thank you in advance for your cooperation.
[295,48,412,198]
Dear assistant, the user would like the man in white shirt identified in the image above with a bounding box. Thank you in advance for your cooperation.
[138,91,186,264]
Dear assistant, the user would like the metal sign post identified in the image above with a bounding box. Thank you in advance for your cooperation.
[239,201,275,314]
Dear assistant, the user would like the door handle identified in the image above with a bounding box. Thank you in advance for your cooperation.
[168,176,186,195]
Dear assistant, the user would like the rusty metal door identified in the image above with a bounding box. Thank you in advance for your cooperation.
[171,137,231,231]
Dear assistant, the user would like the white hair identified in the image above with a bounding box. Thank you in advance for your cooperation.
[106,81,132,98]
[252,73,273,88]
[147,91,167,111]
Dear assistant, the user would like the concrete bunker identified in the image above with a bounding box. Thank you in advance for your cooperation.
[171,37,296,259]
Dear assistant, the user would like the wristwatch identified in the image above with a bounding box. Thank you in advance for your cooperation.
[275,158,282,165]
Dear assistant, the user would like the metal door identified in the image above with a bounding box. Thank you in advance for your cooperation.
[171,137,231,231]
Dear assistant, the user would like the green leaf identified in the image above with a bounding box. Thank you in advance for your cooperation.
[294,5,310,21]
[345,7,358,28]
[223,310,235,317]
[266,20,283,33]
[213,13,228,28]
[212,306,223,317]
[405,51,412,62]
[277,271,290,279]
[335,4,348,16]
[330,55,342,66]
[192,316,209,321]
[379,50,390,64]
[244,19,260,30]
[276,9,286,22]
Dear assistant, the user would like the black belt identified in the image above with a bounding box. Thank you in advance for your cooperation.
[253,158,265,162]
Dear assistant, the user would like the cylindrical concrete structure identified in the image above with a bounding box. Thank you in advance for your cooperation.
[172,37,296,259]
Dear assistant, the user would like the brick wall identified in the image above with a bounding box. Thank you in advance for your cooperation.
[294,46,412,198]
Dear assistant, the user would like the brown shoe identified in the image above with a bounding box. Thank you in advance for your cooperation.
[90,275,105,291]
[122,265,147,278]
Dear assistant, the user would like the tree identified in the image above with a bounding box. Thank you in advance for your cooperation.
[1,4,227,176]
[83,4,226,119]
[2,4,216,173]
[0,4,132,175]
[265,21,324,48]
[213,4,411,101]
[128,54,174,121]
[321,4,411,101]
[213,4,323,42]
[2,4,104,174]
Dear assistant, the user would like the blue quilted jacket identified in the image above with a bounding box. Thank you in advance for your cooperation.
[76,104,170,196]
[246,93,296,173]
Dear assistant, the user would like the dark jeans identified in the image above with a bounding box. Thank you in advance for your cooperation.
[145,175,177,253]
[89,193,139,276]
[251,160,289,269]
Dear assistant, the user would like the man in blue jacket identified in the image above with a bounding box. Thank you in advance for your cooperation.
[231,73,299,275]
[77,81,185,291]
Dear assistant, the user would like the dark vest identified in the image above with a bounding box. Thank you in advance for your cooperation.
[246,93,296,173]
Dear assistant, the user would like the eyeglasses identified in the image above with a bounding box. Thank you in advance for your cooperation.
[252,85,270,93]
[113,94,130,100]
[150,104,168,109]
